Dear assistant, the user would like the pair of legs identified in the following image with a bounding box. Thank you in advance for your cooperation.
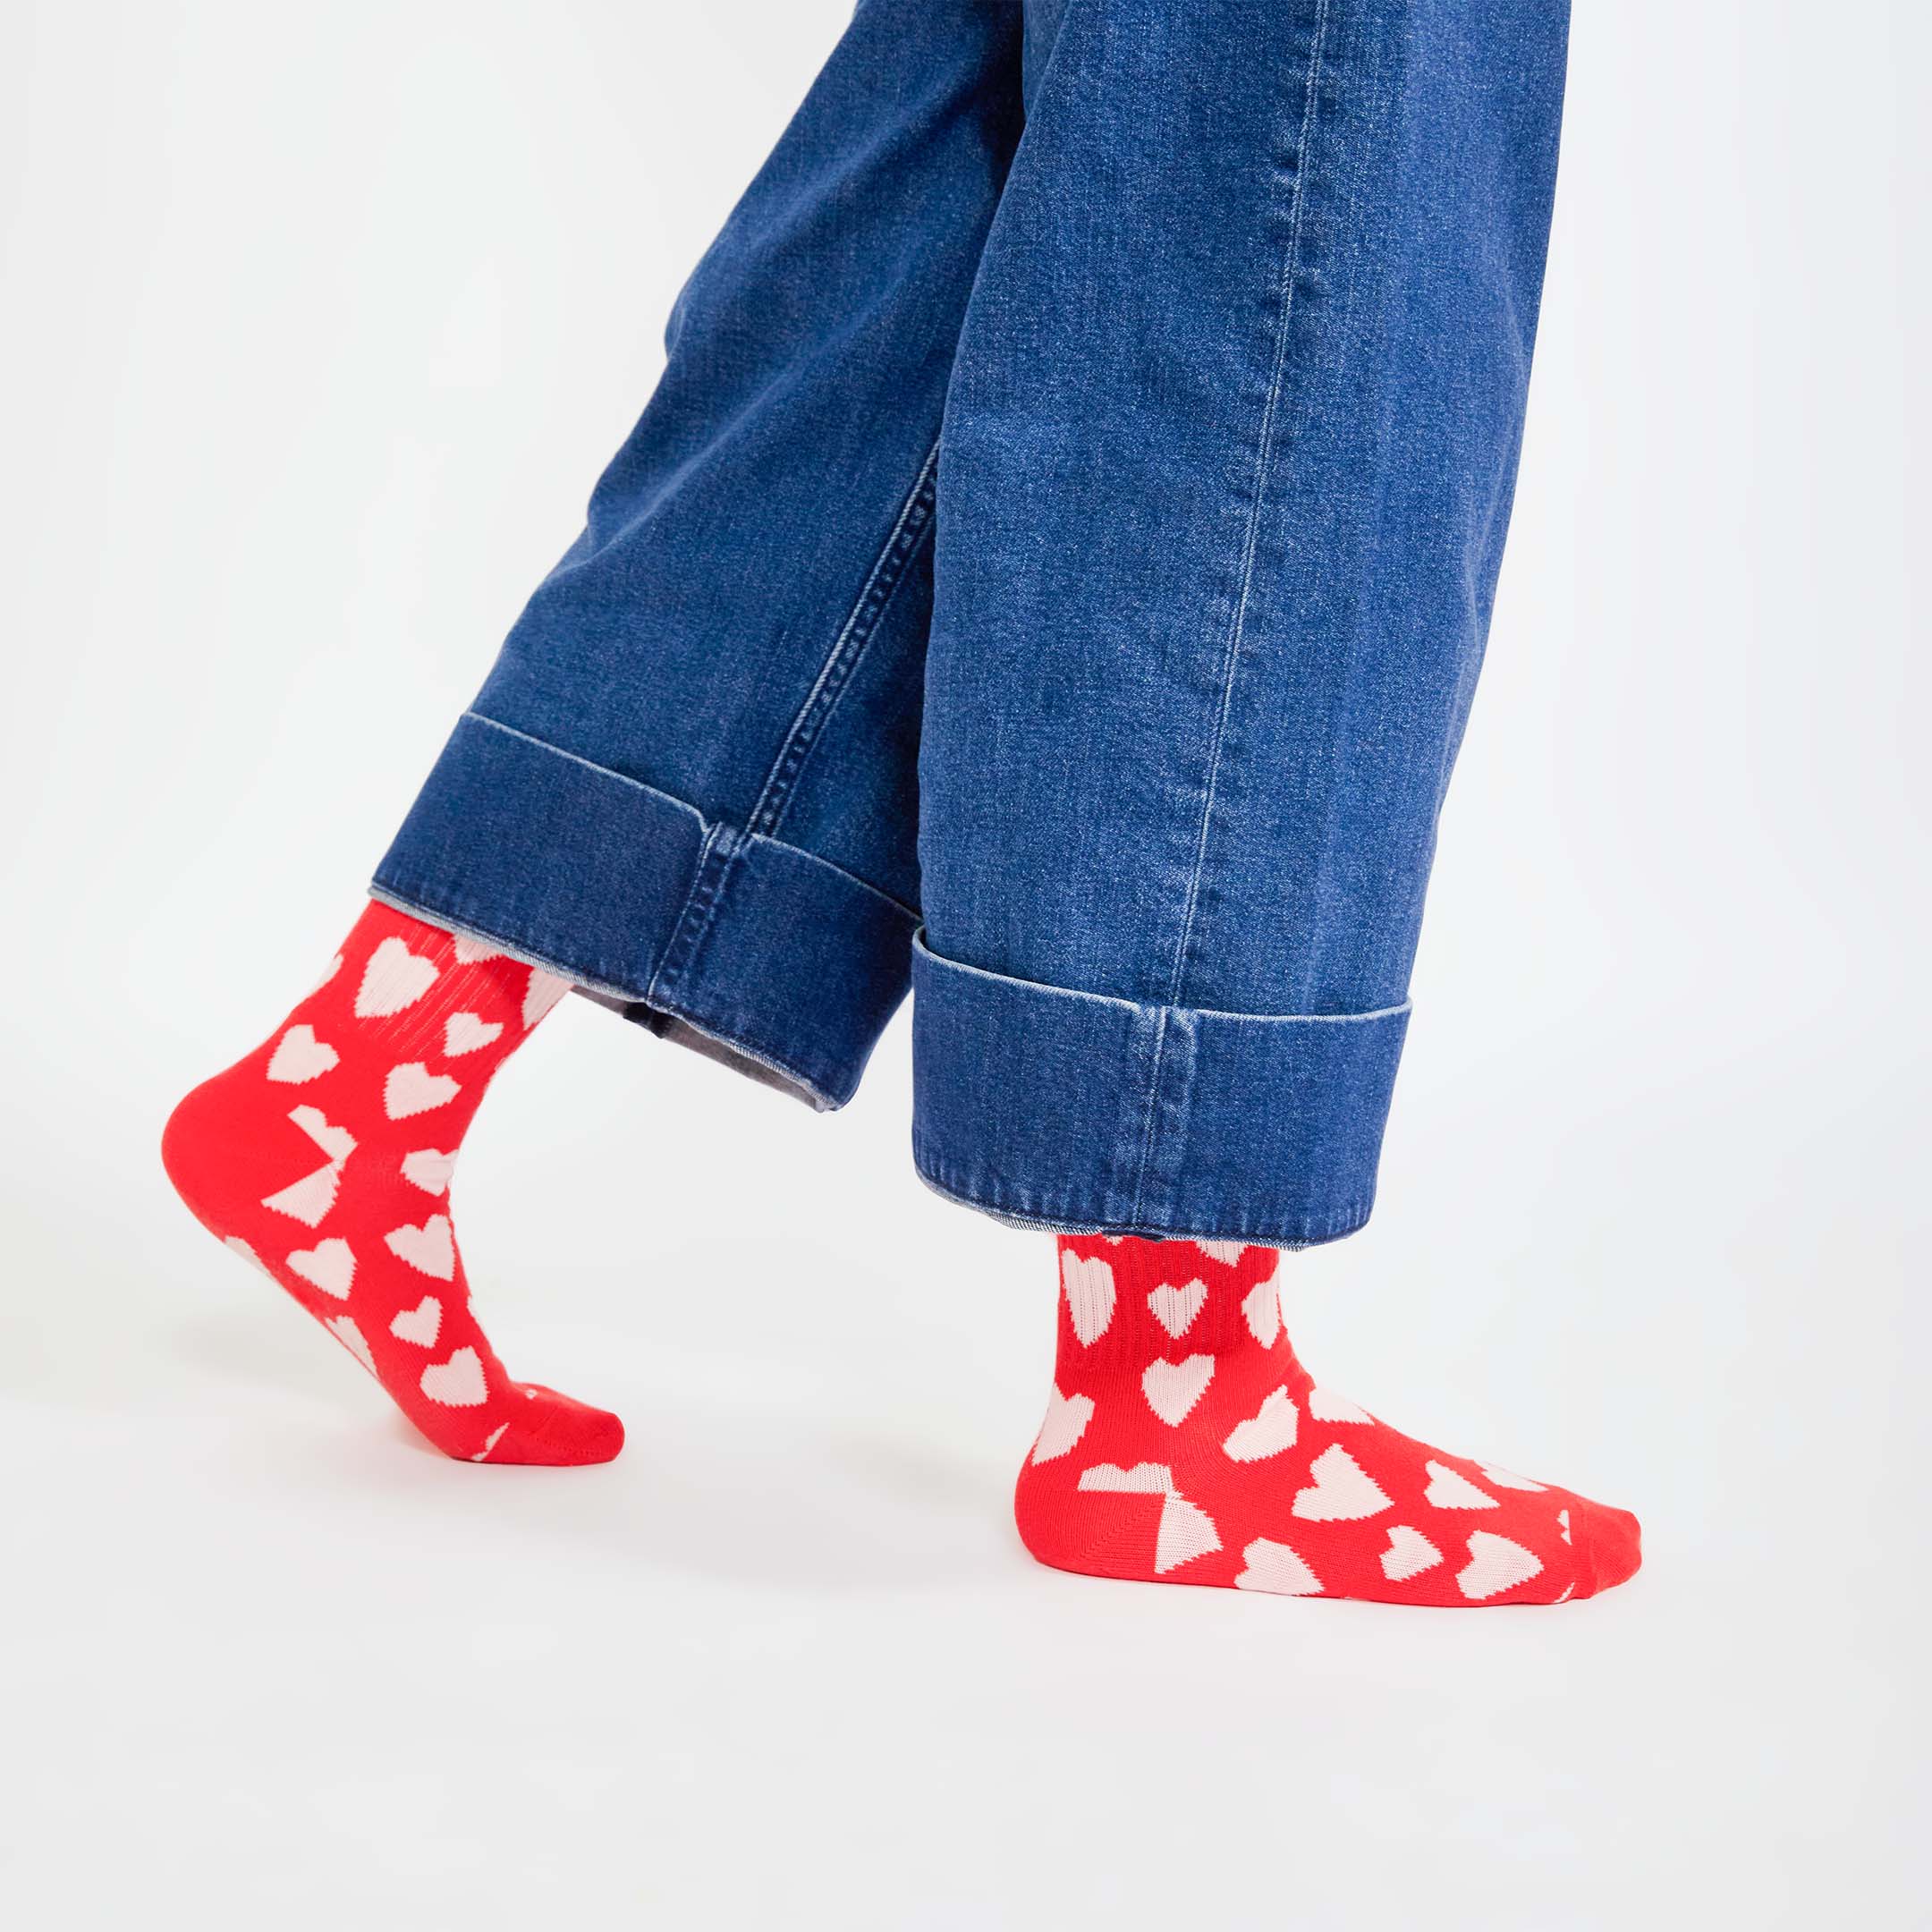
[165,0,1639,1605]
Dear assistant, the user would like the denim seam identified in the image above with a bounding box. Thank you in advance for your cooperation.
[746,438,942,842]
[1165,0,1332,1008]
[913,930,1408,1026]
[1128,1006,1171,1228]
[647,822,734,1010]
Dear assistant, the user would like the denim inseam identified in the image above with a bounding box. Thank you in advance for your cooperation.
[373,0,1572,1245]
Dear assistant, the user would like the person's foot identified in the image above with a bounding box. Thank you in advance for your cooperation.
[1016,1236,1638,1604]
[162,902,623,1465]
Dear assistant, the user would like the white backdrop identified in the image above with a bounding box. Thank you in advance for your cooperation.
[3,4,1925,1925]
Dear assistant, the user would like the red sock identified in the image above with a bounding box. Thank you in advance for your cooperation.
[1016,1237,1639,1604]
[163,903,623,1465]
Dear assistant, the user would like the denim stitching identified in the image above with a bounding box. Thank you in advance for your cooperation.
[913,929,1407,1025]
[1128,1005,1171,1230]
[1165,0,1332,1007]
[647,822,732,1009]
[747,439,941,841]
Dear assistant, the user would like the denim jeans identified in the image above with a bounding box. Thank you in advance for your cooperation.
[373,0,1572,1245]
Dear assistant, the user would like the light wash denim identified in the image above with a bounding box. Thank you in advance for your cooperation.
[374,0,1572,1245]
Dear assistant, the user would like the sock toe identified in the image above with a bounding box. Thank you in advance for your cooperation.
[1572,1498,1642,1597]
[491,1387,626,1467]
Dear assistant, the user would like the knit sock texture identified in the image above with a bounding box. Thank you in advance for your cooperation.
[1015,1236,1640,1605]
[162,902,623,1465]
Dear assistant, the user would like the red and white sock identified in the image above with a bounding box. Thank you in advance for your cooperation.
[1016,1236,1640,1604]
[163,902,623,1465]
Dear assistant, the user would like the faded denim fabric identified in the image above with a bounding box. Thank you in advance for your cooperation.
[374,0,1572,1245]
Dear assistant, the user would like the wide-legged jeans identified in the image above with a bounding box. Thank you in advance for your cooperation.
[372,0,1572,1246]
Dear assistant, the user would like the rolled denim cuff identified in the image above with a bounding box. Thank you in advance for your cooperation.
[909,935,1411,1247]
[370,712,915,1109]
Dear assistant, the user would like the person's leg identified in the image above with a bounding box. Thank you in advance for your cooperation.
[377,0,1024,1109]
[164,906,619,1464]
[915,0,1636,1597]
[1021,1237,1638,1603]
[164,1,1025,1459]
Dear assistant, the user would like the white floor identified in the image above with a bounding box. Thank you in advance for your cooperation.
[4,979,1922,1928]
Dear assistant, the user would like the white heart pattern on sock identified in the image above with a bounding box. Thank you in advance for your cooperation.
[1457,1530,1543,1600]
[309,953,343,995]
[1379,1524,1444,1580]
[1141,1355,1215,1426]
[1306,1385,1372,1424]
[443,1012,503,1057]
[285,1238,355,1300]
[399,1148,456,1196]
[470,1423,508,1462]
[1194,1241,1247,1266]
[419,1346,487,1407]
[1557,1507,1572,1544]
[1233,1538,1323,1596]
[225,1235,271,1274]
[1075,1463,1217,1572]
[388,1296,443,1347]
[385,1063,461,1120]
[452,936,504,964]
[355,936,439,1018]
[325,1314,377,1375]
[1147,1278,1207,1338]
[1241,1276,1282,1348]
[1032,1386,1097,1464]
[266,1025,338,1084]
[1481,1465,1547,1492]
[1292,1443,1392,1521]
[1078,1462,1174,1495]
[522,969,570,1028]
[287,1105,355,1165]
[1062,1252,1116,1345]
[1222,1385,1299,1462]
[1424,1461,1500,1510]
[1155,1494,1221,1573]
[385,1215,455,1281]
[260,1163,343,1227]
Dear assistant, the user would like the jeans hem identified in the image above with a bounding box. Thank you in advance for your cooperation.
[371,711,917,1111]
[909,934,1409,1247]
[369,879,847,1112]
[911,1160,1348,1249]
